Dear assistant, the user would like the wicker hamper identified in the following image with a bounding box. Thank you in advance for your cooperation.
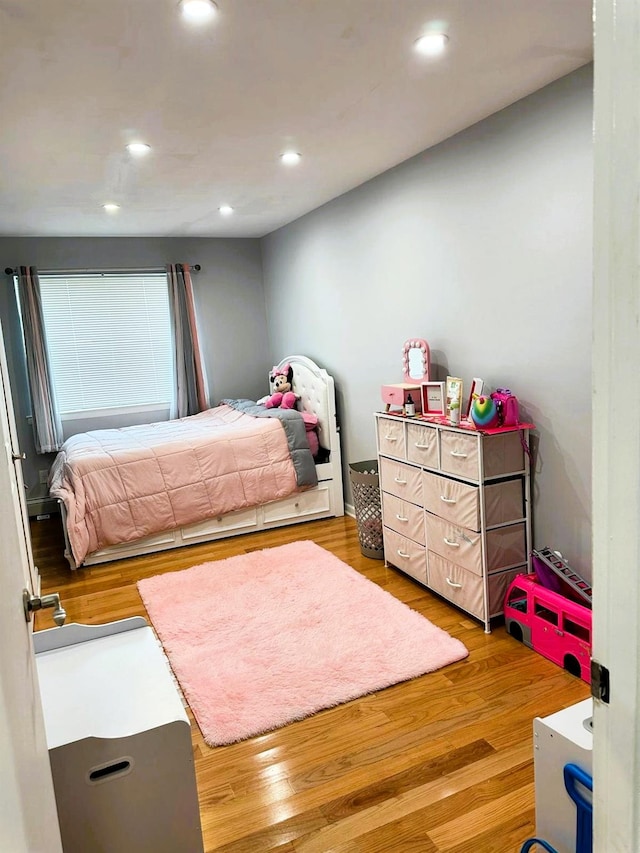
[349,460,384,559]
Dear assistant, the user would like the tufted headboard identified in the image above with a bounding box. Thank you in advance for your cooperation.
[273,355,338,452]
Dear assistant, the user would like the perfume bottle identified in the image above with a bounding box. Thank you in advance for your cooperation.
[405,394,415,417]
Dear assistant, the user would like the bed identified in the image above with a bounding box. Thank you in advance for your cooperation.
[50,355,344,569]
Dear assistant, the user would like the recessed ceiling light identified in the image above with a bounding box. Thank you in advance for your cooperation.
[219,205,233,216]
[414,33,449,56]
[280,151,301,166]
[126,142,151,157]
[103,203,120,213]
[179,0,218,23]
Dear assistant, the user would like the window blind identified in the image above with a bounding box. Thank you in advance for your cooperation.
[39,272,173,415]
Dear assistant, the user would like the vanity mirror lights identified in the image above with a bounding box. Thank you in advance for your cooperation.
[402,338,431,383]
[381,338,431,414]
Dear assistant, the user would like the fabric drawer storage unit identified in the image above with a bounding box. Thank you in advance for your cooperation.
[375,412,533,633]
[34,618,204,853]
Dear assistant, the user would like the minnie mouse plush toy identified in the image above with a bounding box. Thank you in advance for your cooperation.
[260,363,299,410]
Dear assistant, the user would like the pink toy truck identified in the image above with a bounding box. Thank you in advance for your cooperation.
[504,573,592,684]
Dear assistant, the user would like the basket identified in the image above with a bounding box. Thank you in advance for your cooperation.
[349,460,384,560]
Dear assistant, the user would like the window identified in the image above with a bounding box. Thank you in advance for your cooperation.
[563,616,590,642]
[37,272,173,429]
[507,585,528,613]
[534,599,558,625]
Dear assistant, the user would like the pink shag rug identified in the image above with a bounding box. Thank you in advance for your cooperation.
[137,540,468,746]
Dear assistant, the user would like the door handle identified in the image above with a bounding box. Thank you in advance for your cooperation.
[12,452,26,461]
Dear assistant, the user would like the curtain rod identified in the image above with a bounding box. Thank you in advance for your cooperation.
[4,264,202,275]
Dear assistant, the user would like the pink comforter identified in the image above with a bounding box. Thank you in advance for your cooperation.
[49,405,298,565]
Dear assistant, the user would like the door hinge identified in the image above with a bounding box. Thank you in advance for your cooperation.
[591,659,610,704]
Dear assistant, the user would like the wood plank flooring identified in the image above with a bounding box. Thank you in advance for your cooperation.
[32,514,589,852]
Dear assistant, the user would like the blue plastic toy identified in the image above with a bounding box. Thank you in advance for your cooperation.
[520,763,592,853]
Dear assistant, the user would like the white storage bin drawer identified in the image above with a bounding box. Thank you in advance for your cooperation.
[425,515,527,575]
[379,457,423,504]
[262,484,331,523]
[377,417,406,459]
[424,472,524,532]
[439,431,480,481]
[425,513,483,575]
[406,422,438,469]
[383,527,427,584]
[427,551,485,619]
[439,430,526,481]
[182,506,258,540]
[423,472,480,530]
[484,479,525,527]
[382,492,425,545]
[428,554,524,620]
[483,431,525,478]
[486,522,527,571]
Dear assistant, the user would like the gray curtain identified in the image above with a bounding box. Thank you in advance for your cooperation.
[16,266,64,453]
[167,263,209,418]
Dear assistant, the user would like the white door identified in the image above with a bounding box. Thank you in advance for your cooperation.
[0,322,62,851]
[593,0,640,849]
[0,322,40,594]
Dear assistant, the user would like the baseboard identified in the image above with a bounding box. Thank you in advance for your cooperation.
[27,496,60,518]
[345,503,355,519]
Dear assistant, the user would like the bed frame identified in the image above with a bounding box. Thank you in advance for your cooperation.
[60,355,344,569]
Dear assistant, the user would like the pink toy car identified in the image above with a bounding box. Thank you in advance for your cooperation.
[504,573,592,684]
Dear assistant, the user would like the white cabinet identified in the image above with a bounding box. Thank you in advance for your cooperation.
[34,617,204,853]
[375,413,533,632]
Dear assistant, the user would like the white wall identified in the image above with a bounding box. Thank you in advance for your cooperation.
[261,66,594,580]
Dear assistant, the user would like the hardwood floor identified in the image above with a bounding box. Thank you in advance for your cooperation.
[32,514,589,852]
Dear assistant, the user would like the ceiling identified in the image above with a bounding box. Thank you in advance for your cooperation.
[0,0,593,239]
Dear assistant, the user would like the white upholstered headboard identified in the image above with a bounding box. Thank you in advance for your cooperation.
[274,355,337,451]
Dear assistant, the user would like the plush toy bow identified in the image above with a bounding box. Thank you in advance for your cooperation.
[271,362,290,378]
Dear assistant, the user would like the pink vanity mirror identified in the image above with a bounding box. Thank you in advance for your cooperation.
[381,338,431,414]
[402,338,431,384]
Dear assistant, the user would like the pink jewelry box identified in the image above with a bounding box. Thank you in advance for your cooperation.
[381,383,422,412]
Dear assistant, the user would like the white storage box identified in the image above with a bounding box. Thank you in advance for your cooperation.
[34,618,203,853]
[533,697,593,853]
